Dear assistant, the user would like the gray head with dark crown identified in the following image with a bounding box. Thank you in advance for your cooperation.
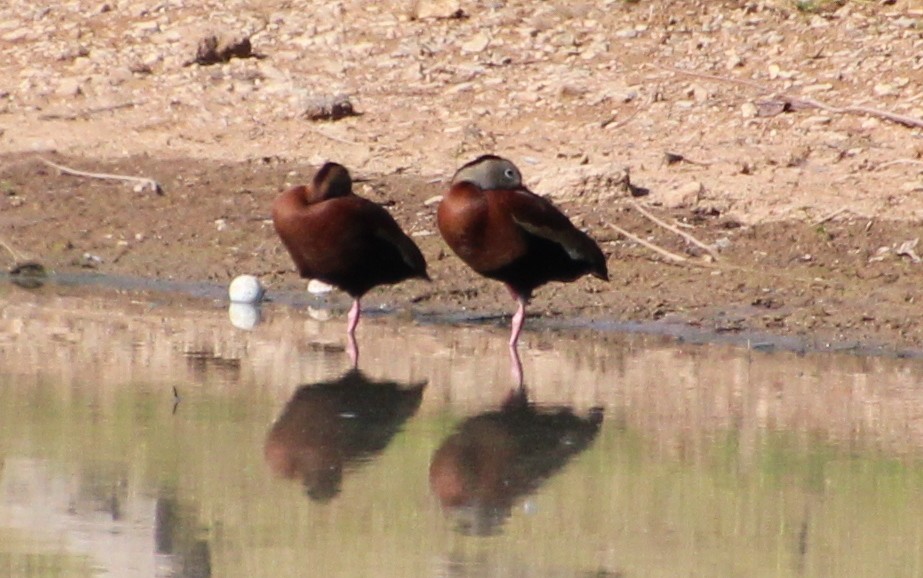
[451,155,523,190]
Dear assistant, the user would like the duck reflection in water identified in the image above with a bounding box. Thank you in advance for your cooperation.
[429,387,604,536]
[264,368,426,501]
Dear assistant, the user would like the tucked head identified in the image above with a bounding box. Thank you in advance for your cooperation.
[451,155,523,190]
[311,162,353,201]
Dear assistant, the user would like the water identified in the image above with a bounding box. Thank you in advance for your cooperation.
[2,282,923,577]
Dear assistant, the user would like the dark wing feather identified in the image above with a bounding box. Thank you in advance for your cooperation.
[503,189,609,281]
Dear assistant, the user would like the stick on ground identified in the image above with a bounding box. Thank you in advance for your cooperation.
[38,157,164,195]
[608,222,694,265]
[630,201,721,261]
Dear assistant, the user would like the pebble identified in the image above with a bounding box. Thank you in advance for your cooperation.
[874,83,897,96]
[2,28,29,42]
[660,181,703,209]
[414,0,462,19]
[228,274,265,303]
[56,77,83,97]
[299,93,357,121]
[461,32,490,53]
[307,279,334,295]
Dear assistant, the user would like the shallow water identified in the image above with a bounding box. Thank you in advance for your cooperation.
[3,282,923,577]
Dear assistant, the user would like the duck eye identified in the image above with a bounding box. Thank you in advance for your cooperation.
[504,168,515,179]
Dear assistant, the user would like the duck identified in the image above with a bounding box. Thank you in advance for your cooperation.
[273,162,429,362]
[436,155,608,351]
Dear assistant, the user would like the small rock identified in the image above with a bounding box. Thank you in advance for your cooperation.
[80,253,103,268]
[741,101,758,118]
[56,77,83,97]
[215,218,228,231]
[660,181,703,209]
[299,93,358,121]
[461,31,490,53]
[535,165,632,203]
[804,115,832,125]
[873,83,897,96]
[1,28,29,42]
[188,31,254,66]
[809,15,829,28]
[308,279,334,294]
[8,261,47,289]
[229,274,265,304]
[802,83,833,93]
[897,238,922,263]
[423,194,443,206]
[413,0,464,19]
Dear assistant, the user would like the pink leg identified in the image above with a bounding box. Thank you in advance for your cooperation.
[347,298,361,336]
[346,299,361,367]
[508,343,523,387]
[509,296,527,348]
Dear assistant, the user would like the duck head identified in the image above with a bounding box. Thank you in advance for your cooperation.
[451,155,523,190]
[309,162,354,202]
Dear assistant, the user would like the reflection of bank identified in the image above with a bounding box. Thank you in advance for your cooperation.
[155,488,213,578]
[0,459,212,577]
[429,388,603,536]
[264,369,426,501]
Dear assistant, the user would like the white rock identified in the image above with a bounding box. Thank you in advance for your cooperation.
[661,182,703,209]
[534,165,631,203]
[461,32,490,54]
[307,279,334,294]
[56,77,83,97]
[414,0,462,19]
[873,83,897,96]
[229,274,265,303]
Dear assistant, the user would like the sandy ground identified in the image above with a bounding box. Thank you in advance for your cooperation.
[2,0,923,350]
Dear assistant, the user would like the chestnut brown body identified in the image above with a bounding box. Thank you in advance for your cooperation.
[272,163,429,298]
[437,155,608,355]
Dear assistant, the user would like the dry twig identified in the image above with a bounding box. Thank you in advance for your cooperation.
[0,236,25,263]
[38,101,143,121]
[608,222,699,265]
[812,206,849,226]
[38,157,164,195]
[876,159,923,171]
[630,201,721,261]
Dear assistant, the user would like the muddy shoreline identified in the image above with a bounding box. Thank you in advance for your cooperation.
[3,1,923,354]
[4,153,923,353]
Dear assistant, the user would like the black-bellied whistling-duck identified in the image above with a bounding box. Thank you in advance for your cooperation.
[272,162,429,363]
[436,155,608,356]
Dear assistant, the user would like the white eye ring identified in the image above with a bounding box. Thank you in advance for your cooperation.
[504,168,515,179]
